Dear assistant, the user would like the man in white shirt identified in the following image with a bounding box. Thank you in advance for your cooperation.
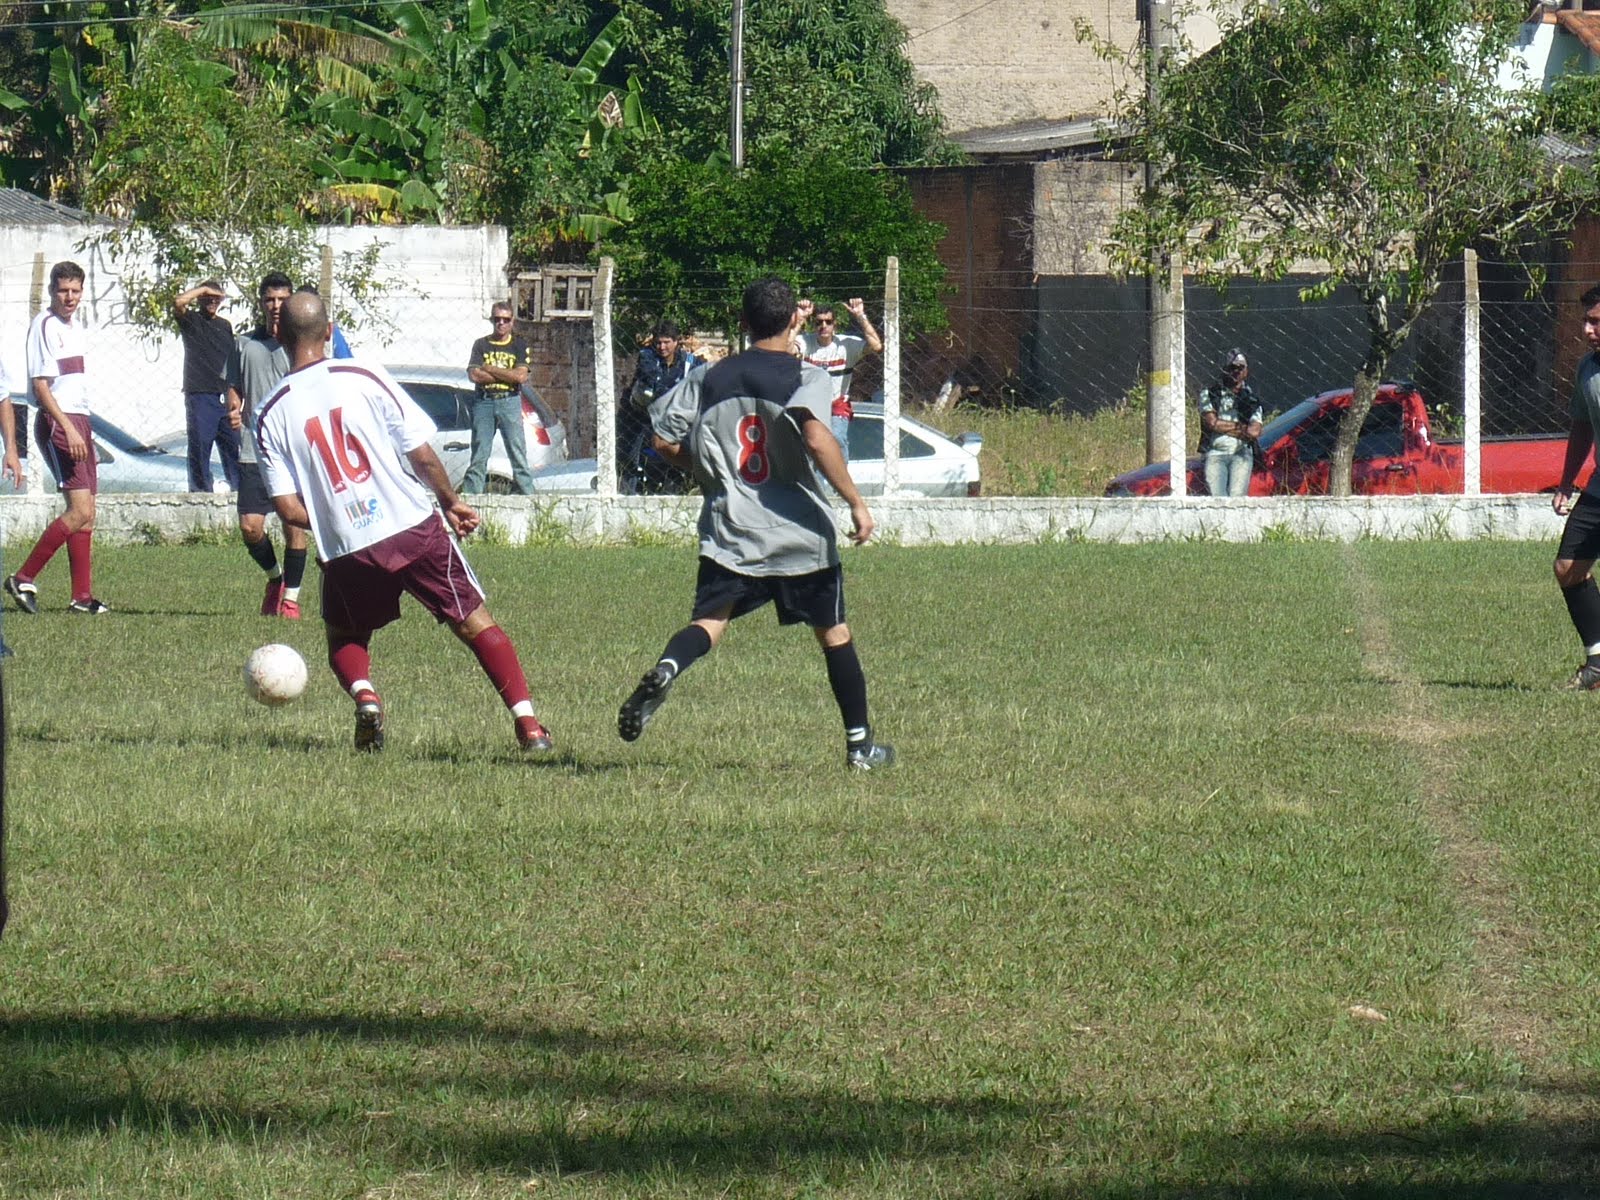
[6,261,106,615]
[255,291,553,754]
[799,297,882,462]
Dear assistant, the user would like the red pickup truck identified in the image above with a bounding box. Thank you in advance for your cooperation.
[1104,383,1571,497]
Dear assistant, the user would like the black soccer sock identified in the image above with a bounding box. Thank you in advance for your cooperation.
[283,547,308,591]
[246,536,280,577]
[657,624,713,679]
[823,640,871,742]
[1563,578,1600,651]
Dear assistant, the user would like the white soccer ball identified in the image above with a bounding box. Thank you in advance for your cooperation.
[244,643,308,706]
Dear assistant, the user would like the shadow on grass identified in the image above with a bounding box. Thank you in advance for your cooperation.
[3,1011,1599,1195]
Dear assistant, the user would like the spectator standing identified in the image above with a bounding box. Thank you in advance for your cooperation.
[620,320,696,493]
[1197,348,1263,498]
[463,302,534,494]
[225,272,308,618]
[173,279,241,493]
[1550,283,1600,690]
[5,261,108,615]
[255,291,553,754]
[616,275,894,771]
[799,298,882,461]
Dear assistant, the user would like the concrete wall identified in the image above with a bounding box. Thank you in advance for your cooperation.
[0,223,511,444]
[10,492,1563,549]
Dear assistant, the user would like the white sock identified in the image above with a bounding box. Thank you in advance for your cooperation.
[349,679,375,700]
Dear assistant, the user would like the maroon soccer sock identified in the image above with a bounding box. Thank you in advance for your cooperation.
[17,518,69,583]
[327,635,373,694]
[66,530,92,602]
[467,624,531,710]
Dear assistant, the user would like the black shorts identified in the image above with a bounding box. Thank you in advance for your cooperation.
[1559,492,1600,562]
[691,557,846,628]
[235,461,275,516]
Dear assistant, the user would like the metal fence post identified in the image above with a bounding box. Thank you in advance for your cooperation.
[883,256,901,496]
[1166,251,1187,498]
[594,257,617,498]
[1463,248,1481,497]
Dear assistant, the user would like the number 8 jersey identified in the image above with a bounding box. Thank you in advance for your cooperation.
[256,359,442,561]
[650,347,840,577]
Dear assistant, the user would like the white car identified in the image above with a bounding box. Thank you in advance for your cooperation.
[385,364,567,493]
[527,404,982,497]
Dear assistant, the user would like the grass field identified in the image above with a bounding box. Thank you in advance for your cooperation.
[4,540,1600,1198]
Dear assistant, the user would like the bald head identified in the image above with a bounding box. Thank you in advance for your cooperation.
[279,291,331,358]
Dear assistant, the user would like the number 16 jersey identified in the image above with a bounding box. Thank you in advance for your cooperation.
[256,359,441,562]
[650,346,839,577]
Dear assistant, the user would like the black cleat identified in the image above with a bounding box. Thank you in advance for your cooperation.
[1564,661,1600,691]
[618,665,675,742]
[67,597,110,615]
[846,740,896,771]
[5,575,38,614]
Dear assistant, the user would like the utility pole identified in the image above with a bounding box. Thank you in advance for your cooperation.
[1144,0,1182,490]
[730,0,746,169]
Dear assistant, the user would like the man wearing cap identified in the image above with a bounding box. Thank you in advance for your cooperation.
[1197,349,1263,498]
[174,279,241,493]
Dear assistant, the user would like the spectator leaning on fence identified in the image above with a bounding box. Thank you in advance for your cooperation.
[463,301,534,495]
[173,279,241,494]
[1197,349,1263,498]
[6,261,107,615]
[800,298,882,462]
[620,320,696,491]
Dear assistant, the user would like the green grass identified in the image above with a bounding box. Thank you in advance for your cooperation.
[917,403,1145,496]
[3,541,1600,1197]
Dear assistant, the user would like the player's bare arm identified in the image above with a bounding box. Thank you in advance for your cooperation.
[31,375,86,462]
[271,492,313,531]
[173,283,224,317]
[802,418,875,545]
[1556,417,1594,515]
[0,396,21,488]
[846,298,883,355]
[405,443,480,537]
[225,386,244,430]
[650,434,693,471]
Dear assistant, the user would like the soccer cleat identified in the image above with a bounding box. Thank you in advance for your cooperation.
[353,691,385,752]
[846,740,896,771]
[1563,661,1600,691]
[67,597,110,615]
[516,715,554,753]
[279,597,302,620]
[261,578,285,617]
[4,575,38,615]
[618,664,675,742]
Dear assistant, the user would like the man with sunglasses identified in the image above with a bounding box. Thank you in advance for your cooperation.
[173,278,241,493]
[463,302,534,494]
[800,297,882,462]
[1197,348,1263,498]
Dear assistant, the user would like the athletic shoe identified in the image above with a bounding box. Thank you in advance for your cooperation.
[1563,661,1600,691]
[618,664,674,742]
[516,715,554,752]
[279,597,301,620]
[4,575,38,615]
[67,598,110,615]
[846,740,896,771]
[353,691,385,753]
[261,578,284,617]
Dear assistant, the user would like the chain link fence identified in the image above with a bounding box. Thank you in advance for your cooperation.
[1,250,1590,497]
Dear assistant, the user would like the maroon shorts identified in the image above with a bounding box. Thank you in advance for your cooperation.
[37,412,97,494]
[320,514,486,633]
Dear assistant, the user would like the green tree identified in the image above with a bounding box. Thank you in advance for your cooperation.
[1090,0,1578,495]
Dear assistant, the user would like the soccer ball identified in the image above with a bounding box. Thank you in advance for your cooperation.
[244,643,308,706]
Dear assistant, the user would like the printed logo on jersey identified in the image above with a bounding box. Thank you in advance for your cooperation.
[343,494,384,529]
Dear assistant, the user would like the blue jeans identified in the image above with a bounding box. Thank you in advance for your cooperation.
[1204,450,1253,497]
[830,413,851,463]
[186,392,241,493]
[462,393,533,494]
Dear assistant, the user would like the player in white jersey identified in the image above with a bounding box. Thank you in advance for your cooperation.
[255,291,553,754]
[6,261,106,615]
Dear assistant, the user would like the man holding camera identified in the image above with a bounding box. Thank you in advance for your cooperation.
[1198,348,1263,498]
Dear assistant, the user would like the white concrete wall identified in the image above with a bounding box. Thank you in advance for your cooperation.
[0,223,510,444]
[6,492,1563,548]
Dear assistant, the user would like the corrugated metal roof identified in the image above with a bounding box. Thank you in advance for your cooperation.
[0,189,91,225]
[954,116,1131,159]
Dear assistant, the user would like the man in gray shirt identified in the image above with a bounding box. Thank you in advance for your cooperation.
[225,272,308,619]
[616,275,894,770]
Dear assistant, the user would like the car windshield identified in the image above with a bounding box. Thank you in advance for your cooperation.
[88,414,162,454]
[847,415,937,461]
[1258,394,1404,463]
[402,383,469,430]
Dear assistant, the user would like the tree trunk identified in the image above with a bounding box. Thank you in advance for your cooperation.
[1329,358,1387,497]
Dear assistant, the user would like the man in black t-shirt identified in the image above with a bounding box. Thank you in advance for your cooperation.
[173,279,240,493]
[463,301,534,494]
